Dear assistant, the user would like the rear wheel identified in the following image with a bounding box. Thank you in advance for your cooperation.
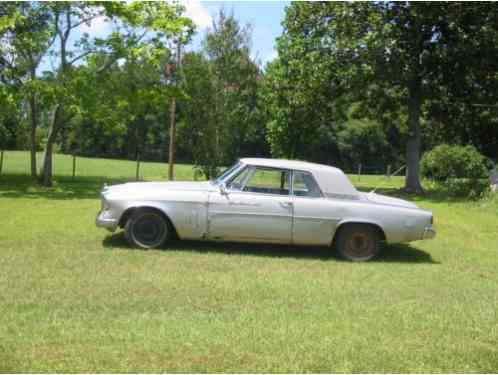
[335,224,381,261]
[124,208,170,249]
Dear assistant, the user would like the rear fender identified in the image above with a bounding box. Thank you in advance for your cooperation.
[333,218,387,244]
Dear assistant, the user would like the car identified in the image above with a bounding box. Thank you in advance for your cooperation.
[96,158,436,261]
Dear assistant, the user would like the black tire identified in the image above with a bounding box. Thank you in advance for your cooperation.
[124,208,170,249]
[335,224,381,262]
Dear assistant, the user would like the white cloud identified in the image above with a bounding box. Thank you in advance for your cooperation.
[180,0,212,30]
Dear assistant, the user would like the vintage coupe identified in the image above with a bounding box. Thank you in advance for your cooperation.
[96,158,435,261]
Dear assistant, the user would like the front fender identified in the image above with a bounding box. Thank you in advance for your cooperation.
[116,199,208,240]
[117,201,172,226]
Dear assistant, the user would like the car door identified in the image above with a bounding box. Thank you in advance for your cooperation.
[207,166,293,243]
[291,170,338,246]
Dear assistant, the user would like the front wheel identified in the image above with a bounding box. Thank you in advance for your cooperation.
[124,209,170,249]
[335,224,381,261]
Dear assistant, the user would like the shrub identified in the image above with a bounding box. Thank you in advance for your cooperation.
[421,144,490,197]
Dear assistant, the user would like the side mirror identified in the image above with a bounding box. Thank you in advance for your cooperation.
[219,183,229,196]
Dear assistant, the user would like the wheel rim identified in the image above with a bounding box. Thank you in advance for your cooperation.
[132,213,166,247]
[345,232,374,258]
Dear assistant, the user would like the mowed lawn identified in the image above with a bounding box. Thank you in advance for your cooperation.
[1,151,497,372]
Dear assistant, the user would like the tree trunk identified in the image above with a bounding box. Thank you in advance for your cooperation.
[29,94,38,180]
[404,80,425,194]
[40,106,62,187]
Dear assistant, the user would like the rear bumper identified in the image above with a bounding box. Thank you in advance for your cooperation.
[422,225,436,240]
[96,211,118,232]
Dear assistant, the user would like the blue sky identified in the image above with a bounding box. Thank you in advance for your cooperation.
[46,1,289,71]
[187,1,289,65]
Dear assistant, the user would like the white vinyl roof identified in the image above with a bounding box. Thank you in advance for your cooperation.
[239,158,359,198]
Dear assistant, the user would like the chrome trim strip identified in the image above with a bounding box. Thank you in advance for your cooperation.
[209,211,291,218]
[325,193,361,200]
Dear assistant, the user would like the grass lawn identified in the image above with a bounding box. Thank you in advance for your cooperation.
[1,151,497,372]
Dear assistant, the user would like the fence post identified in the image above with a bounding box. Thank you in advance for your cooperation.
[72,154,76,181]
[136,152,141,181]
[0,150,3,176]
[386,164,391,179]
[357,163,362,181]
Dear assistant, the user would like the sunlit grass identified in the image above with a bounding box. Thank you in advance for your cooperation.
[0,150,197,181]
[1,151,497,372]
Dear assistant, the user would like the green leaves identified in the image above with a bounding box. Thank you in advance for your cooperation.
[264,2,498,186]
[178,10,264,178]
[0,8,21,33]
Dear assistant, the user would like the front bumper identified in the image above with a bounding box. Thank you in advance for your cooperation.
[422,225,436,240]
[96,210,118,232]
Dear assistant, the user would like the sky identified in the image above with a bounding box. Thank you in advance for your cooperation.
[50,1,289,70]
[184,1,289,66]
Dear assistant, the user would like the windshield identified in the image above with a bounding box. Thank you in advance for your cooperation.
[213,162,242,185]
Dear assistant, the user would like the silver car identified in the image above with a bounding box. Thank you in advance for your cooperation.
[96,158,435,261]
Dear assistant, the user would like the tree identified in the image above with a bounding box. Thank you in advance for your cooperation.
[261,58,344,159]
[128,4,194,181]
[187,9,263,177]
[1,2,193,186]
[0,83,19,150]
[0,2,55,179]
[178,52,218,178]
[337,117,395,172]
[268,2,498,194]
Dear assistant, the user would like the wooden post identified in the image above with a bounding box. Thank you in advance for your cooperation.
[358,163,362,181]
[72,154,76,181]
[136,152,140,181]
[387,164,391,179]
[168,40,181,181]
[0,150,4,176]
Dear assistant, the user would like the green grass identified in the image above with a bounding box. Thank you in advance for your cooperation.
[1,151,498,372]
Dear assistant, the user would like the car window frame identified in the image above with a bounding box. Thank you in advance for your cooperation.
[290,169,324,199]
[226,164,253,191]
[215,161,243,185]
[228,165,292,197]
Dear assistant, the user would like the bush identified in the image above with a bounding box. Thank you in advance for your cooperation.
[421,144,490,197]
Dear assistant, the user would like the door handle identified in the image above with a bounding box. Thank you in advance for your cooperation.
[280,201,293,208]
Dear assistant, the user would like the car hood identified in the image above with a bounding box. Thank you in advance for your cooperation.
[104,181,214,195]
[361,192,418,209]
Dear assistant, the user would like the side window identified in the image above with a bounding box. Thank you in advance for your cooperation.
[293,171,322,197]
[243,168,290,195]
[227,166,252,190]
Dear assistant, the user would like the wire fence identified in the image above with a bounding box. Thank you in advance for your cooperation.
[0,150,407,183]
[0,150,198,182]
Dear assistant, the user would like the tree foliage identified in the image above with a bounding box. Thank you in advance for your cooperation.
[0,1,193,185]
[179,10,264,178]
[2,2,498,189]
[263,2,498,194]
